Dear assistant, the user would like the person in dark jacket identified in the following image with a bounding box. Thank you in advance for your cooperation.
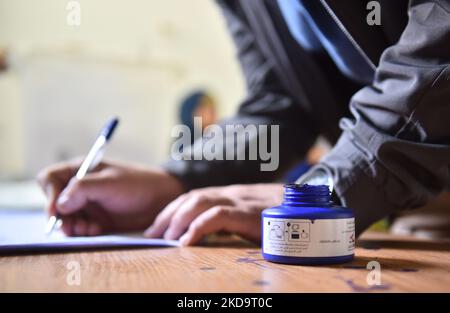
[38,0,450,244]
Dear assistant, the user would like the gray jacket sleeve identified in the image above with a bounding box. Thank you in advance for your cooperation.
[314,0,450,235]
[163,0,318,190]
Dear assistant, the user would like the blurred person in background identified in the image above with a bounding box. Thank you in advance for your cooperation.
[38,0,450,244]
[0,48,7,72]
[178,90,217,146]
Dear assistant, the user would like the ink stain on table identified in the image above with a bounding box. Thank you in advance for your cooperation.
[236,257,259,264]
[236,257,268,268]
[252,279,270,286]
[200,267,216,271]
[335,276,390,292]
[346,279,390,292]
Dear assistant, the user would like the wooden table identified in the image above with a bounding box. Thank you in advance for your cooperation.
[0,231,449,292]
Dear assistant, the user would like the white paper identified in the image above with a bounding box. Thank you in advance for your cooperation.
[0,180,46,210]
[0,210,179,253]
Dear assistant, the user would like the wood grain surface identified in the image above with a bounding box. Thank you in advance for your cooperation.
[0,231,449,292]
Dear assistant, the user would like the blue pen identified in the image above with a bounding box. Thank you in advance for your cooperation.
[45,117,119,235]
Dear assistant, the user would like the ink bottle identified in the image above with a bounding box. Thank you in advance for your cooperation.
[262,184,355,265]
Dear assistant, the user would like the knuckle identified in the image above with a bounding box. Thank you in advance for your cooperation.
[212,205,228,217]
[152,210,163,222]
[74,178,85,188]
[192,194,208,205]
[71,179,85,192]
[176,193,188,202]
[186,190,198,198]
[36,170,49,185]
[36,169,56,187]
[189,219,203,233]
[171,213,185,226]
[152,213,166,226]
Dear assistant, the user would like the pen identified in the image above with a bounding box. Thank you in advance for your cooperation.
[45,117,119,236]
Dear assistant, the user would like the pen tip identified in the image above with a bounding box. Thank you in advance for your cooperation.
[45,216,57,235]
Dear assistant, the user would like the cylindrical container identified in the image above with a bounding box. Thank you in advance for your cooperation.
[262,184,355,265]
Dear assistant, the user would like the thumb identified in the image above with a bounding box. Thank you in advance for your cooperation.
[56,173,107,215]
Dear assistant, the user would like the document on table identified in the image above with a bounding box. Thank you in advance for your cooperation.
[0,180,46,210]
[0,210,180,253]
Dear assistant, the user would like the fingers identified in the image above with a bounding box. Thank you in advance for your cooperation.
[73,218,102,236]
[73,217,88,236]
[162,195,232,240]
[144,193,188,238]
[60,214,102,236]
[178,206,234,246]
[37,160,81,216]
[144,187,261,244]
[179,205,262,246]
[37,158,110,216]
[87,222,102,236]
[144,190,233,240]
[61,216,75,236]
[179,206,230,246]
[56,171,110,215]
[38,160,112,237]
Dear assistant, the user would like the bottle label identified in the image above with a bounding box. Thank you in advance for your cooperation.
[263,217,355,257]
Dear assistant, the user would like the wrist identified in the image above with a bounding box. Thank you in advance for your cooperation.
[163,171,187,198]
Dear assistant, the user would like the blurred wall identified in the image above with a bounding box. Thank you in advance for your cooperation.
[0,0,245,178]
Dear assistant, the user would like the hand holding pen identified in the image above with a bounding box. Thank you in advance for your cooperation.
[37,118,185,237]
[45,117,119,235]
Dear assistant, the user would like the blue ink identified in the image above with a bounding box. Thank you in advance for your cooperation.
[236,257,268,268]
[345,278,390,292]
[335,276,391,292]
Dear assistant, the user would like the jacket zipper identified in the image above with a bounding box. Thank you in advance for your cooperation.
[319,0,377,72]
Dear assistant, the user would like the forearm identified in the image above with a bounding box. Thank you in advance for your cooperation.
[315,0,450,235]
[163,112,314,190]
[164,0,318,190]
